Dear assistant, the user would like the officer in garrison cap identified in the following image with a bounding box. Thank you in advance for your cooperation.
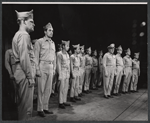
[113,45,124,96]
[12,10,38,120]
[102,44,116,99]
[34,22,56,117]
[130,52,140,92]
[122,48,132,94]
[57,40,71,109]
[78,45,86,97]
[83,47,93,94]
[70,44,81,102]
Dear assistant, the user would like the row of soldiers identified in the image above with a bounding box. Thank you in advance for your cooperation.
[4,9,140,120]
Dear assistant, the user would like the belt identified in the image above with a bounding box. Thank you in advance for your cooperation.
[125,66,132,68]
[116,65,123,67]
[40,60,53,64]
[93,66,98,67]
[73,66,79,70]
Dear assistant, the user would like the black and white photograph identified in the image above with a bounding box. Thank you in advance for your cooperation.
[2,2,148,121]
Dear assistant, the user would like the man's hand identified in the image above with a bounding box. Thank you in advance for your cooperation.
[36,70,41,77]
[10,74,15,80]
[28,79,35,87]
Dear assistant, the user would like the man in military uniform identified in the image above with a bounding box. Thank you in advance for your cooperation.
[57,40,71,109]
[113,45,124,96]
[103,44,116,99]
[78,45,86,97]
[130,52,140,92]
[12,10,37,120]
[5,48,17,104]
[84,47,93,94]
[34,22,56,117]
[122,48,132,94]
[70,44,81,102]
[98,50,103,87]
[91,50,98,90]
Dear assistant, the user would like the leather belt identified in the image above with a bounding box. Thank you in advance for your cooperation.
[40,60,53,64]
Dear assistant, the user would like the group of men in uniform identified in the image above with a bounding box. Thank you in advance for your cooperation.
[4,10,140,120]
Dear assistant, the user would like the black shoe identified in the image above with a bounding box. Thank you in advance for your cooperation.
[70,97,76,102]
[122,91,126,94]
[43,110,53,114]
[108,95,113,98]
[83,90,89,94]
[104,95,109,99]
[63,103,71,106]
[81,93,85,96]
[113,93,118,96]
[74,97,81,101]
[59,104,65,109]
[78,93,82,97]
[38,111,46,117]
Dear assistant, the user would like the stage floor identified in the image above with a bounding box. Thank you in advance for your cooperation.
[30,88,148,121]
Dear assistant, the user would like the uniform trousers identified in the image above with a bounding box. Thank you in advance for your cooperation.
[122,67,132,92]
[113,66,123,94]
[103,66,115,96]
[59,68,70,104]
[37,61,53,111]
[91,67,98,88]
[98,65,103,86]
[84,65,92,91]
[70,68,79,97]
[79,68,85,94]
[130,69,139,91]
[14,64,36,120]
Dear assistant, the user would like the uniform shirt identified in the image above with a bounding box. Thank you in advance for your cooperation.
[132,58,140,69]
[79,53,85,68]
[92,56,98,67]
[123,55,132,67]
[85,54,93,66]
[5,49,16,76]
[34,36,56,70]
[12,30,35,79]
[57,51,70,73]
[103,52,116,67]
[116,54,124,67]
[98,56,103,66]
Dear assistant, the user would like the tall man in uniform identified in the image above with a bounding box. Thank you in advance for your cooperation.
[84,47,93,94]
[78,45,86,97]
[12,10,37,120]
[113,45,124,96]
[103,44,116,99]
[70,44,81,102]
[122,48,132,94]
[130,52,140,92]
[34,22,56,117]
[57,40,71,109]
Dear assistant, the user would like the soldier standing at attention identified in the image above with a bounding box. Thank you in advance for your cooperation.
[103,44,116,99]
[98,50,103,87]
[5,48,17,104]
[91,50,98,90]
[70,44,81,102]
[12,10,38,120]
[78,45,86,97]
[57,40,71,109]
[122,48,132,94]
[113,45,124,96]
[34,22,56,117]
[130,52,140,92]
[84,47,93,94]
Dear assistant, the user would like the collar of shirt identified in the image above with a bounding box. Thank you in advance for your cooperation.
[126,55,131,59]
[43,36,53,43]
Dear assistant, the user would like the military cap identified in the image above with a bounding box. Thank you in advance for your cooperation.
[116,45,123,51]
[15,10,33,20]
[125,48,131,53]
[107,43,115,49]
[80,45,84,50]
[43,22,53,30]
[72,44,80,49]
[86,47,91,51]
[62,40,70,45]
[134,52,140,57]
